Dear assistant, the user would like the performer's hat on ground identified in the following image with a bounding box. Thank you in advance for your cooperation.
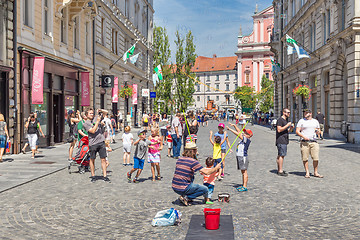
[243,129,253,137]
[185,142,197,150]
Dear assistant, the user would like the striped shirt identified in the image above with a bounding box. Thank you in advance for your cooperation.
[172,157,203,192]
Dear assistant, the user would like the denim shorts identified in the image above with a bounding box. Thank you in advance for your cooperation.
[213,158,223,169]
[276,144,287,157]
[0,135,6,148]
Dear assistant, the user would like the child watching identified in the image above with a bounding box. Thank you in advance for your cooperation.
[166,125,172,157]
[121,126,133,166]
[209,131,225,180]
[186,126,198,143]
[201,157,219,204]
[227,123,253,192]
[127,130,152,183]
[148,127,163,181]
[214,123,231,179]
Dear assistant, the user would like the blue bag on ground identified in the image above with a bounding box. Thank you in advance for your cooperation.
[151,208,181,227]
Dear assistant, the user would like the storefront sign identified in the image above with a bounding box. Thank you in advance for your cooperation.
[31,57,45,104]
[81,72,90,106]
[132,84,138,104]
[112,77,119,103]
[142,88,149,97]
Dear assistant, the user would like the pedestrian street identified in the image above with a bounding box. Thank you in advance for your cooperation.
[0,121,358,239]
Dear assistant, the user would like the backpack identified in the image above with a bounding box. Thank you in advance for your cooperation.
[111,118,116,128]
[144,116,148,123]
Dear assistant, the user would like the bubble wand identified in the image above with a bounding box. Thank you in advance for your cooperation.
[220,120,249,164]
[183,111,193,142]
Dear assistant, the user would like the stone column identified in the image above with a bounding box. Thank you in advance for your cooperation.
[253,61,258,92]
[259,60,264,90]
[260,20,264,42]
[238,60,242,86]
[254,21,258,42]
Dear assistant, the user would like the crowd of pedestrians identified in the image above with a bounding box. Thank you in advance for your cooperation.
[0,105,327,206]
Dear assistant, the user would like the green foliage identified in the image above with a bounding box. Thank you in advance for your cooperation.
[258,75,274,112]
[153,26,172,114]
[233,86,256,109]
[173,30,197,112]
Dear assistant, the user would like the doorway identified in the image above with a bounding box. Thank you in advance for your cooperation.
[53,94,63,143]
[0,72,8,119]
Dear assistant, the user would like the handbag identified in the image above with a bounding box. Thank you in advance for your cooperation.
[5,140,11,153]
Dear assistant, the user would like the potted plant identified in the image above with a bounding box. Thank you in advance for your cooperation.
[119,85,134,98]
[292,85,311,100]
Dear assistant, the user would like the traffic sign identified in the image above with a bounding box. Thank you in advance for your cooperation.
[150,92,156,98]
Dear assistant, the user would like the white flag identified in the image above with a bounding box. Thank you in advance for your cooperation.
[129,53,140,64]
[153,73,158,87]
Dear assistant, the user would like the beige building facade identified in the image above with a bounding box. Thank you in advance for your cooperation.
[271,0,360,143]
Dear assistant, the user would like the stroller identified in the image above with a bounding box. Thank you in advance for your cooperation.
[68,136,90,174]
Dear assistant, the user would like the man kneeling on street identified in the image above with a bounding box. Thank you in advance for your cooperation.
[83,108,111,183]
[172,142,221,206]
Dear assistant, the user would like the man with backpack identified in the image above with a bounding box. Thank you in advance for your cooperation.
[142,112,149,131]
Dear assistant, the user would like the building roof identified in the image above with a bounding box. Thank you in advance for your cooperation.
[192,55,237,73]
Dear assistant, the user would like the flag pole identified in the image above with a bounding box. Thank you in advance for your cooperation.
[109,39,140,69]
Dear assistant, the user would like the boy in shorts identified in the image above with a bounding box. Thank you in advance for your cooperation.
[127,130,152,183]
[227,123,252,192]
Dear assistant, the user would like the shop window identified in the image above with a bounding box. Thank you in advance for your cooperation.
[65,79,77,92]
[53,75,63,90]
[31,93,49,135]
[43,73,51,89]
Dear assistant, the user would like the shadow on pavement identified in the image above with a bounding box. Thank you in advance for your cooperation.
[269,169,278,174]
[324,144,360,154]
[288,171,306,177]
[1,158,14,162]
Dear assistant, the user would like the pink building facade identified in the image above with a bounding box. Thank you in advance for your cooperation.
[236,6,274,92]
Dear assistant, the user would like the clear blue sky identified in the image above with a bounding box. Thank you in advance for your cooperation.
[154,0,273,62]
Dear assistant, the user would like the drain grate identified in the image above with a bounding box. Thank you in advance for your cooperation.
[31,161,56,164]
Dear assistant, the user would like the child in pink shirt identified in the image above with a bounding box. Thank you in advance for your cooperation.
[201,157,219,204]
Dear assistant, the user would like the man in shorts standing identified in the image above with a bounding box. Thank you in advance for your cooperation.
[275,108,294,176]
[296,109,323,178]
[315,111,325,140]
[83,109,111,183]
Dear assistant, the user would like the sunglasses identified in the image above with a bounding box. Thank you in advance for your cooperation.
[285,111,291,114]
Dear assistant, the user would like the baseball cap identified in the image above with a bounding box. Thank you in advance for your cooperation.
[68,110,74,115]
[218,123,225,128]
[185,142,197,150]
[243,129,253,137]
[138,129,147,136]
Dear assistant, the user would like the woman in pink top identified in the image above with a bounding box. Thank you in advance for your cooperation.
[201,157,219,204]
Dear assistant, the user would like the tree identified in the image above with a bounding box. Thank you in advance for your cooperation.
[233,86,257,109]
[257,75,274,112]
[153,26,172,114]
[173,30,197,112]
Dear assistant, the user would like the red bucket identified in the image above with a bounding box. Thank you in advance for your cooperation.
[204,208,221,230]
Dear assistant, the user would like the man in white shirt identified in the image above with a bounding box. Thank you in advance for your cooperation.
[296,109,323,178]
[171,112,183,159]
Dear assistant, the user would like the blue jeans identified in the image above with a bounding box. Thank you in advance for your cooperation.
[171,134,181,158]
[204,183,214,199]
[174,183,209,200]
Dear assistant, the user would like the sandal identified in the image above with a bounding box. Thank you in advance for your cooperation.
[313,174,324,178]
[237,186,248,192]
[179,196,190,206]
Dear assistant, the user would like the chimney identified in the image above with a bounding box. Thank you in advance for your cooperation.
[213,54,217,58]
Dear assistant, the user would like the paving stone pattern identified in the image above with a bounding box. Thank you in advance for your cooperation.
[0,122,359,239]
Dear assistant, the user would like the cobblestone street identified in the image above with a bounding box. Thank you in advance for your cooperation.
[0,121,359,239]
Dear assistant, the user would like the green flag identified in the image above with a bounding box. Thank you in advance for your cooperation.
[154,65,163,81]
[286,34,297,45]
[123,43,136,63]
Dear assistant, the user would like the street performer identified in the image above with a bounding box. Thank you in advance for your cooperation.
[172,142,221,206]
[83,108,111,183]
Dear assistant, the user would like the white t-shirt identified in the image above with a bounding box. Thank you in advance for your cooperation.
[102,117,112,132]
[122,132,134,145]
[240,114,246,124]
[171,116,182,136]
[296,118,320,140]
